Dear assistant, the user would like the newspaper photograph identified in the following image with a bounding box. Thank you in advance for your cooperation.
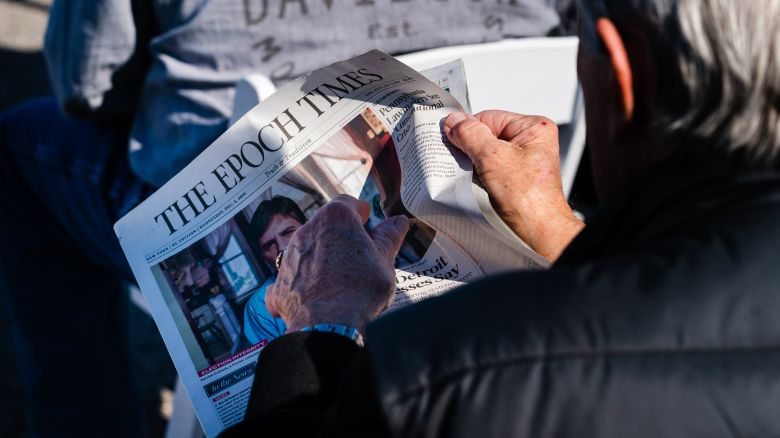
[115,50,547,436]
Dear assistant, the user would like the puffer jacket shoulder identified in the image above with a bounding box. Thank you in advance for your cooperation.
[367,168,780,438]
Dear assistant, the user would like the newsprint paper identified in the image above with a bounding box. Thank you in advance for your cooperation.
[115,50,548,436]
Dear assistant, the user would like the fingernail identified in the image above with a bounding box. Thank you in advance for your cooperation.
[445,112,468,129]
[392,215,409,232]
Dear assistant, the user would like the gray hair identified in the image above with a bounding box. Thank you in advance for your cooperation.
[579,0,780,171]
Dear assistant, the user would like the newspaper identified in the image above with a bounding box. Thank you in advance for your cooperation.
[115,50,548,436]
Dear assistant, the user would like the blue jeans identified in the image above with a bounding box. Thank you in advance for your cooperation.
[0,98,155,436]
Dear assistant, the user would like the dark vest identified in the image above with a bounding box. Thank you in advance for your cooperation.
[367,162,780,437]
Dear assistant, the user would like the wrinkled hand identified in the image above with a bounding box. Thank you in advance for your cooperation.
[445,110,584,261]
[266,195,409,333]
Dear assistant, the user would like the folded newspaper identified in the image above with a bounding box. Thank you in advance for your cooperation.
[115,50,548,436]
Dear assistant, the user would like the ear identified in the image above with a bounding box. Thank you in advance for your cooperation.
[596,18,634,120]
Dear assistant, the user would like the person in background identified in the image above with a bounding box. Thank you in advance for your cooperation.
[0,1,573,434]
[223,0,780,436]
[243,196,306,345]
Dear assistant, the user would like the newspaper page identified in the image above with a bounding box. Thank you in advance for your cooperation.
[115,51,546,436]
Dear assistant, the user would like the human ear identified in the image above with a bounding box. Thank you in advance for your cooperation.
[596,18,634,120]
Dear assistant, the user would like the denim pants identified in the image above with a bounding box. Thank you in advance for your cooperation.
[0,98,155,436]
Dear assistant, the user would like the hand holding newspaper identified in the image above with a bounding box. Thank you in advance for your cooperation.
[115,51,548,436]
[266,194,410,334]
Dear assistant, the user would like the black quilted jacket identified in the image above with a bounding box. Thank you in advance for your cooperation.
[224,162,780,437]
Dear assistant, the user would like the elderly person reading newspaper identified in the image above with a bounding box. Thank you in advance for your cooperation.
[222,0,780,436]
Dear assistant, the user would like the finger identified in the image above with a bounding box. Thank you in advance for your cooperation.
[444,111,468,136]
[370,215,410,266]
[473,110,528,136]
[329,194,370,224]
[444,112,502,163]
[265,284,281,318]
[476,111,558,148]
[444,112,479,140]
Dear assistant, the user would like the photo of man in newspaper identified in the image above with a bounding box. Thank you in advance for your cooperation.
[242,196,305,346]
[151,107,438,371]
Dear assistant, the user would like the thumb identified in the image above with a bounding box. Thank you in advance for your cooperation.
[444,112,499,161]
[371,215,410,266]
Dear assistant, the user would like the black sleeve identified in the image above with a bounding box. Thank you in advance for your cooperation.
[220,332,389,438]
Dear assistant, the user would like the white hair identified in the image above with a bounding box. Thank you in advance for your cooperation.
[579,0,780,171]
